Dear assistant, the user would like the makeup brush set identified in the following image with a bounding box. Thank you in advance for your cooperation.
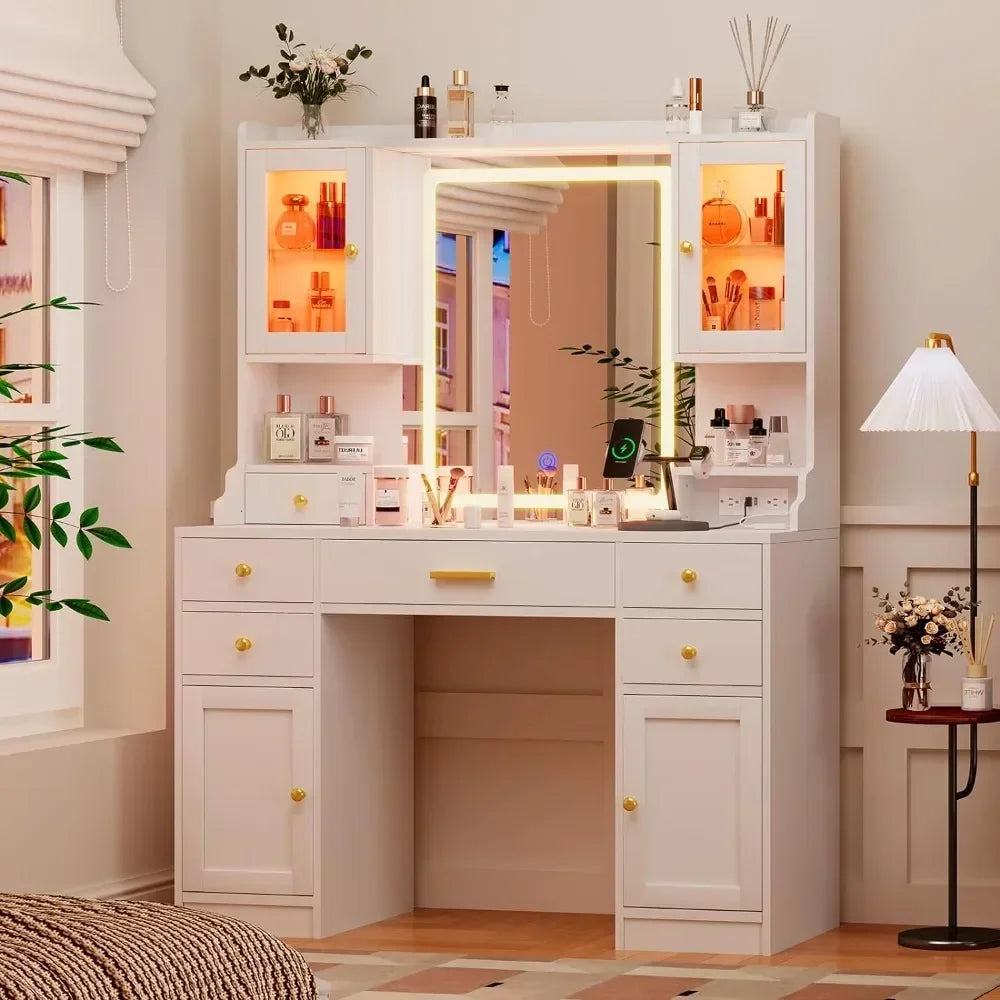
[703,269,747,330]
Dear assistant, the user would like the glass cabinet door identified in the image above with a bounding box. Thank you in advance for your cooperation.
[245,147,367,355]
[677,141,805,354]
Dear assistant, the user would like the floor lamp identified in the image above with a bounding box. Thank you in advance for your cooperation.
[862,332,1000,952]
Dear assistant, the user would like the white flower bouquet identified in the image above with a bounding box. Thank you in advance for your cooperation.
[868,585,973,658]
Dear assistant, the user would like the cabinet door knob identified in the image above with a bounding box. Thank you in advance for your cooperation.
[290,787,307,803]
[680,568,697,584]
[681,644,697,660]
[234,563,253,578]
[345,242,359,258]
[234,637,253,653]
[622,796,638,812]
[293,494,309,508]
[679,240,695,255]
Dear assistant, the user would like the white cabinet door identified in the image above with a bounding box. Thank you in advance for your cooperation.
[622,695,761,910]
[245,146,367,355]
[677,141,806,355]
[182,686,313,894]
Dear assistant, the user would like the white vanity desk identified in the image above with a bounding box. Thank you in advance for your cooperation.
[175,115,840,956]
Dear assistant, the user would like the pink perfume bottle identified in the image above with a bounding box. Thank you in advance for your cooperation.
[274,194,316,250]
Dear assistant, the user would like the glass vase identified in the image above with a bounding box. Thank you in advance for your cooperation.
[902,649,931,712]
[300,103,325,140]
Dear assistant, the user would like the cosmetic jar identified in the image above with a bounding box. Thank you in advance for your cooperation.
[374,473,406,527]
[335,435,374,464]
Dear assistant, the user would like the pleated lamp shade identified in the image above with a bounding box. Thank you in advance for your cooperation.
[861,345,1000,433]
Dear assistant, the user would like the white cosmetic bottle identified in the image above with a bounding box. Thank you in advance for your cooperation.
[497,465,515,528]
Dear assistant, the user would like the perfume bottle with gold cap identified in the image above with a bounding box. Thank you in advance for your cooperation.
[447,70,475,137]
[274,194,315,250]
[308,271,334,332]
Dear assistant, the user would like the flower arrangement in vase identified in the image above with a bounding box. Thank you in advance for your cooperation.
[868,584,974,711]
[239,24,373,139]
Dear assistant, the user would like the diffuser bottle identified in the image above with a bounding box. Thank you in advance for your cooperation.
[274,194,315,250]
[414,75,437,138]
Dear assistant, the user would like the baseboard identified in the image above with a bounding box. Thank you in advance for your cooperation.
[73,868,174,904]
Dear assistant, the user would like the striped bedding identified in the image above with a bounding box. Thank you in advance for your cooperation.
[0,894,315,1000]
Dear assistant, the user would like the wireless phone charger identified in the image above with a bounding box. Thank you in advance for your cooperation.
[618,453,710,532]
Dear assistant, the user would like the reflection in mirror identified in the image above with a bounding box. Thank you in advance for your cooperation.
[0,174,49,403]
[405,157,670,493]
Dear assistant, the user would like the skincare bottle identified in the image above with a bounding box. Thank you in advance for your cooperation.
[593,479,621,528]
[748,417,768,466]
[688,77,703,135]
[264,393,304,462]
[316,182,336,250]
[308,271,334,332]
[491,84,513,133]
[337,468,367,526]
[766,415,791,466]
[497,464,515,527]
[750,198,773,244]
[274,194,315,250]
[705,407,734,466]
[565,477,590,526]
[333,182,346,250]
[447,70,475,138]
[271,299,295,332]
[414,75,437,138]
[664,77,689,133]
[773,169,785,247]
[306,395,347,462]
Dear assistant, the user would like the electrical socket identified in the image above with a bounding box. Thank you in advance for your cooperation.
[718,488,789,517]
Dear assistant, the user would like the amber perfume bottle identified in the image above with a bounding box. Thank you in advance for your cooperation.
[447,70,475,137]
[701,182,743,246]
[749,197,773,243]
[308,271,334,332]
[274,194,315,250]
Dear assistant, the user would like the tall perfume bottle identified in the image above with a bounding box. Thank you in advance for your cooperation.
[333,182,346,250]
[447,70,475,138]
[306,395,348,462]
[316,182,336,250]
[490,84,513,133]
[264,394,304,462]
[274,194,315,250]
[664,77,689,133]
[308,271,334,332]
[773,169,785,246]
[749,197,773,243]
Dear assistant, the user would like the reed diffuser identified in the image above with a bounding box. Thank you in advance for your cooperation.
[961,612,995,710]
[728,15,791,132]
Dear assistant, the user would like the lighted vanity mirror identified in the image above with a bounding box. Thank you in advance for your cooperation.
[403,156,672,493]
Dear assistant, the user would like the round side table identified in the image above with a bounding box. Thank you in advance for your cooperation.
[886,706,1000,950]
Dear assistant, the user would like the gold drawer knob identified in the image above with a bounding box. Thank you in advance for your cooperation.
[234,637,253,653]
[679,240,695,255]
[290,787,307,803]
[622,796,638,812]
[234,563,253,578]
[681,645,697,660]
[345,242,359,258]
[293,494,309,508]
[680,568,697,584]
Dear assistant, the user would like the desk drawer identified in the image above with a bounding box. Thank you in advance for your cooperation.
[180,538,314,603]
[246,473,340,525]
[321,539,615,607]
[620,543,761,610]
[620,618,762,685]
[180,612,314,677]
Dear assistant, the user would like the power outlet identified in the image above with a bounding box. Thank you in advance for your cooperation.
[718,488,789,517]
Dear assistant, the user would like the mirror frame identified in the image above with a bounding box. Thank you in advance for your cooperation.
[421,164,673,502]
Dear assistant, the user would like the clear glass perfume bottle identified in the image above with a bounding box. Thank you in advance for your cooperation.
[664,77,689,133]
[732,90,776,132]
[491,85,513,133]
[264,393,304,462]
[306,395,348,462]
[308,271,334,332]
[447,69,475,138]
[274,194,316,250]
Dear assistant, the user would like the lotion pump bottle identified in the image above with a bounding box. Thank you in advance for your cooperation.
[497,465,515,527]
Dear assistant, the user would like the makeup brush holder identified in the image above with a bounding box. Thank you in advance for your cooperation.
[962,675,993,711]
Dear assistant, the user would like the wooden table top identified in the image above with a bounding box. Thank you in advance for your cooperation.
[886,706,1000,725]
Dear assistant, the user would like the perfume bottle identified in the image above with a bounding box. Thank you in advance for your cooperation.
[565,476,590,526]
[749,197,773,243]
[316,182,336,250]
[773,169,785,247]
[333,182,346,250]
[491,84,513,133]
[748,417,768,466]
[308,271,334,332]
[766,416,792,466]
[414,75,437,138]
[306,395,348,462]
[664,77,689,133]
[274,194,315,250]
[264,394,304,462]
[701,182,744,246]
[447,70,475,138]
[271,299,295,332]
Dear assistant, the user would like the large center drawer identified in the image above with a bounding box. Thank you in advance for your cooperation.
[320,539,615,607]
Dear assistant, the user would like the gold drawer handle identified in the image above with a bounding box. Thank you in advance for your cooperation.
[293,494,309,508]
[429,570,496,582]
[234,637,253,653]
[235,563,253,578]
[345,242,359,258]
[622,796,638,812]
[681,645,697,660]
[290,787,307,803]
[679,240,694,255]
[680,568,697,584]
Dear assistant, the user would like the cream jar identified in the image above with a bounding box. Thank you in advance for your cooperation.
[335,435,374,465]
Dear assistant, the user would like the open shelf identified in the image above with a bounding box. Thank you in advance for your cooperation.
[674,465,804,478]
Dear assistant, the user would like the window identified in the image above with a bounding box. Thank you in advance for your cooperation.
[435,304,450,373]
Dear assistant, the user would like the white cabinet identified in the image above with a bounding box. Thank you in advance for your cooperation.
[181,686,314,895]
[677,141,806,355]
[622,695,762,911]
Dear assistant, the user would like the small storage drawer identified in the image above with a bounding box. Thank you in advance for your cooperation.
[180,612,314,676]
[245,471,372,526]
[620,542,762,610]
[180,538,314,603]
[620,618,762,686]
[320,539,615,607]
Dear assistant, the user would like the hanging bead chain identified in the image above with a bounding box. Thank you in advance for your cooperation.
[104,0,134,293]
[527,225,552,327]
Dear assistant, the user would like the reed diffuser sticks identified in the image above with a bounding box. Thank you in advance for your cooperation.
[961,612,994,679]
[729,15,790,131]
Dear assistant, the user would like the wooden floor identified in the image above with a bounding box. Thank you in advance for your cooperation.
[288,909,1000,977]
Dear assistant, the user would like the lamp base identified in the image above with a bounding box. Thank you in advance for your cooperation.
[899,926,1000,951]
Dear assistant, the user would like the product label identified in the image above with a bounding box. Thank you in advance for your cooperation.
[566,492,590,526]
[336,442,371,464]
[766,454,788,467]
[280,221,298,235]
[593,491,619,526]
[738,109,764,132]
[726,438,750,464]
[375,488,401,511]
[307,417,336,460]
[338,471,365,524]
[748,443,765,463]
[268,417,301,460]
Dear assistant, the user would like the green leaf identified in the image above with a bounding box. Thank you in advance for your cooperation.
[87,526,131,549]
[36,450,66,462]
[46,602,63,611]
[0,517,15,543]
[63,598,109,622]
[82,437,124,453]
[238,71,252,82]
[22,516,41,549]
[2,576,27,595]
[80,507,99,528]
[0,598,13,618]
[35,462,70,479]
[0,171,27,184]
[76,530,93,559]
[52,501,71,519]
[275,22,287,40]
[50,522,67,547]
[23,485,40,512]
